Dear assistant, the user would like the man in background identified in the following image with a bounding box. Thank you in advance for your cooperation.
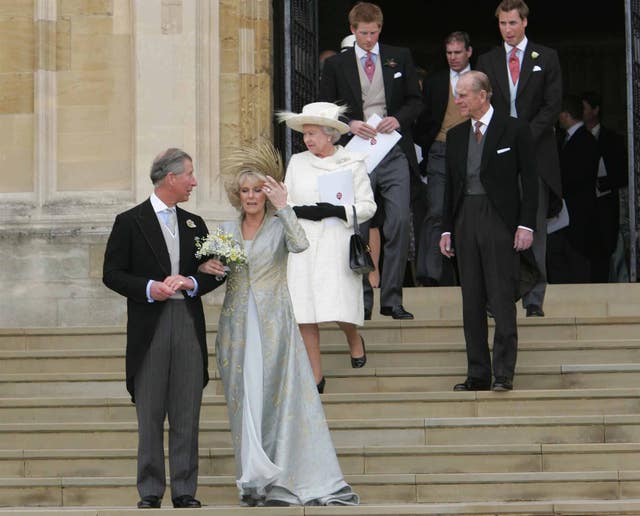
[415,31,473,287]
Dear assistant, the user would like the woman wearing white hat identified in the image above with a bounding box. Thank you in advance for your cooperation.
[278,102,376,393]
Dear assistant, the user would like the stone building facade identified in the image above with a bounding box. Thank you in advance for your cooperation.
[0,0,272,326]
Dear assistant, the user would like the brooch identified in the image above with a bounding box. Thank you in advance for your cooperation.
[186,219,196,228]
[384,58,398,68]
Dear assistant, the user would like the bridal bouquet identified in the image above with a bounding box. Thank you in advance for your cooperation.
[195,227,247,278]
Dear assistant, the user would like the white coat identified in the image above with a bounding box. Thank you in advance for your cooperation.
[285,146,376,325]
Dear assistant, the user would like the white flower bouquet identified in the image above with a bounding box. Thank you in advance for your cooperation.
[195,227,247,278]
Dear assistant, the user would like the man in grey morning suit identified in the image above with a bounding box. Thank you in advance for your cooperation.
[440,71,537,392]
[103,149,224,509]
[476,0,562,317]
[319,1,423,320]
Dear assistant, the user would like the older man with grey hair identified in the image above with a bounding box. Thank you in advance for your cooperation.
[440,71,538,392]
[103,148,225,509]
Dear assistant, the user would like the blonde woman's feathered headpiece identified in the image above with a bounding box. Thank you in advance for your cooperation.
[222,141,285,211]
[223,140,284,183]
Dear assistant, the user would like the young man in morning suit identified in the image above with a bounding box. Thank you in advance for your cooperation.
[440,71,537,392]
[103,149,225,509]
[319,1,423,321]
[414,31,473,287]
[476,0,562,317]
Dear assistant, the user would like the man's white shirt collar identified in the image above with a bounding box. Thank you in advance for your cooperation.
[355,42,380,59]
[450,65,471,79]
[150,192,173,214]
[504,36,528,55]
[566,121,584,140]
[472,105,494,134]
[590,123,601,138]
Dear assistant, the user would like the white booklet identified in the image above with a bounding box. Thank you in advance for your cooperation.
[345,113,401,174]
[317,169,353,227]
[546,198,570,234]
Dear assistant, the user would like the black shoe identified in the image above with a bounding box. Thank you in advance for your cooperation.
[264,499,291,506]
[380,305,414,320]
[350,335,367,368]
[453,378,491,391]
[137,495,161,509]
[364,308,372,320]
[172,495,201,508]
[317,376,326,394]
[492,377,513,391]
[526,304,545,317]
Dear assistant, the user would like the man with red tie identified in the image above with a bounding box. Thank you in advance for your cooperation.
[476,0,562,318]
[320,2,423,321]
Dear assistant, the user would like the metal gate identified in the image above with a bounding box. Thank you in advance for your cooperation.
[273,0,319,163]
[626,0,639,281]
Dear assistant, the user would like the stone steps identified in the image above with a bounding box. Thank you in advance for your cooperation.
[5,442,640,478]
[3,471,640,506]
[2,387,640,422]
[2,412,640,449]
[2,500,640,515]
[1,284,640,512]
[2,314,639,351]
[3,338,640,372]
[2,363,640,396]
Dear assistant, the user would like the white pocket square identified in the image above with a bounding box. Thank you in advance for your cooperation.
[393,71,402,78]
[532,65,542,72]
[497,147,511,154]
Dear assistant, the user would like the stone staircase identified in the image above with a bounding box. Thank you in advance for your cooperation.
[1,284,640,515]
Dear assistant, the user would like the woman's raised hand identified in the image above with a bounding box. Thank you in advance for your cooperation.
[262,175,288,210]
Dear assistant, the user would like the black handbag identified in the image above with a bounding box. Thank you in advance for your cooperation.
[349,206,375,274]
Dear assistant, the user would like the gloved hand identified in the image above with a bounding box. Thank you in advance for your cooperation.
[293,203,347,221]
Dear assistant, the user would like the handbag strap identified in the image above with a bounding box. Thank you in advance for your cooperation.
[352,205,360,236]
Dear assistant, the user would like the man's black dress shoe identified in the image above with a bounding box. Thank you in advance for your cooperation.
[350,335,367,368]
[364,308,372,320]
[137,495,161,509]
[172,494,201,508]
[453,378,491,391]
[526,304,545,317]
[380,305,414,320]
[492,377,513,391]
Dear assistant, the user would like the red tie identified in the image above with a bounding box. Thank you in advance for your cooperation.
[509,47,520,85]
[364,52,375,82]
[474,120,483,143]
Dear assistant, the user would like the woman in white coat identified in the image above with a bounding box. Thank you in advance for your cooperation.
[279,102,376,393]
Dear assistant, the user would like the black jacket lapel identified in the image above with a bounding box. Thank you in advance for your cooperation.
[136,199,171,276]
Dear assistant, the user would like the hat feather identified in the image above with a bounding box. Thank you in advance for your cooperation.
[223,140,285,184]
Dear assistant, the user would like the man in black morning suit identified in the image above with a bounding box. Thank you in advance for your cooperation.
[103,149,225,509]
[581,91,628,282]
[319,1,422,320]
[414,31,473,287]
[547,95,600,284]
[476,0,562,317]
[440,71,537,392]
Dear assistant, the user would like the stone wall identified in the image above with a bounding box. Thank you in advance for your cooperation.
[0,0,273,327]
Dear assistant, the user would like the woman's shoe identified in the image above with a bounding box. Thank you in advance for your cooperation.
[317,376,326,394]
[350,335,367,368]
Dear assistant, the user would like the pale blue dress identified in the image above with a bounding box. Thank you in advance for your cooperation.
[215,207,359,506]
